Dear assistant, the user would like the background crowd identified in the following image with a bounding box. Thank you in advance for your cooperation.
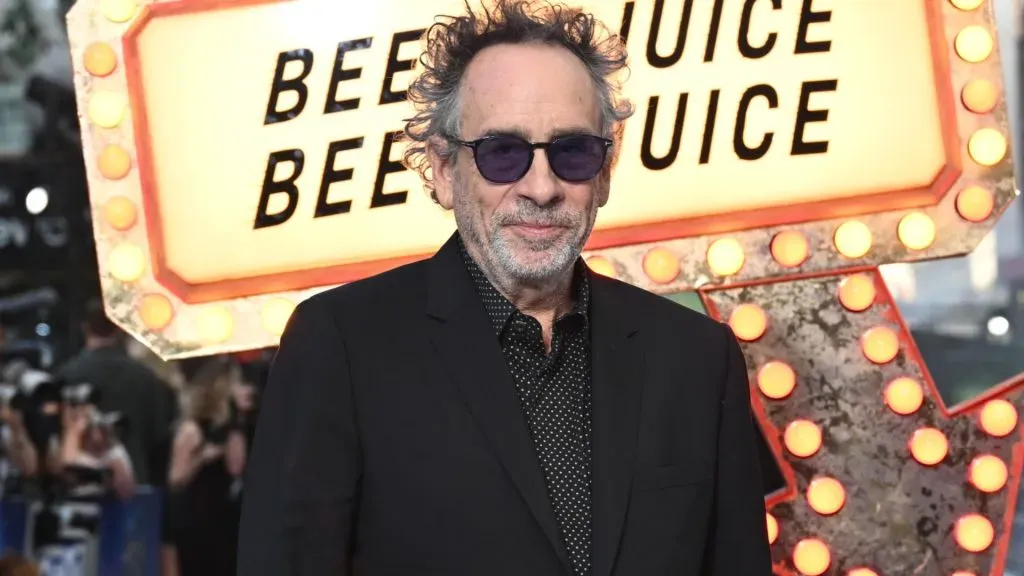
[0,299,270,576]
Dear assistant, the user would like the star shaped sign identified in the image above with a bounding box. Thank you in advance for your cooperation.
[700,270,1024,576]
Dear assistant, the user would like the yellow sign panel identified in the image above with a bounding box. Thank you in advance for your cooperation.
[122,0,955,302]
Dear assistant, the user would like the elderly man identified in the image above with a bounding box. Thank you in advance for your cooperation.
[238,1,771,574]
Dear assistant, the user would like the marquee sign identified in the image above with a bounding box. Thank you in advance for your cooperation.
[66,0,1012,357]
[68,0,1022,574]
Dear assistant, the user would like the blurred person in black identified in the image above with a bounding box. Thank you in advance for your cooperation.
[56,300,176,487]
[0,386,40,492]
[166,356,247,576]
[31,383,135,576]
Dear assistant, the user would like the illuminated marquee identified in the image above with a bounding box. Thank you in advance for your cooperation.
[67,0,1012,357]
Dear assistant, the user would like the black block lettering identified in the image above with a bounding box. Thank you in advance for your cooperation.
[734,84,778,161]
[264,50,313,125]
[640,94,688,170]
[619,1,635,43]
[380,30,425,104]
[792,79,838,155]
[739,0,781,59]
[703,0,725,62]
[698,89,720,164]
[315,138,364,217]
[254,150,304,229]
[370,132,408,208]
[646,0,695,68]
[796,0,832,54]
[324,38,373,114]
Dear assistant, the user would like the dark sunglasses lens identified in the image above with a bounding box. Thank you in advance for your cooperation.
[549,136,607,182]
[474,137,532,183]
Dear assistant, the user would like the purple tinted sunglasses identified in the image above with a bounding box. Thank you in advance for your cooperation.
[453,134,613,184]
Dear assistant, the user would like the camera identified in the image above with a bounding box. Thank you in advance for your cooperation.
[61,382,100,407]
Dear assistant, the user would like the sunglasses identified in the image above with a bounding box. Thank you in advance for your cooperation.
[454,134,613,184]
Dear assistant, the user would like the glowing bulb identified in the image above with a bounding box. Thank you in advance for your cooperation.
[586,256,616,278]
[838,274,876,312]
[784,419,822,458]
[103,196,137,231]
[642,248,679,284]
[792,538,831,576]
[968,128,1007,166]
[196,306,235,344]
[884,377,924,416]
[987,315,1009,336]
[861,326,900,364]
[962,79,999,113]
[87,92,127,129]
[969,454,1008,493]
[771,230,809,267]
[897,212,935,251]
[729,304,767,342]
[956,186,994,222]
[955,26,994,63]
[83,42,117,77]
[909,427,948,466]
[806,476,846,516]
[138,293,173,331]
[979,399,1017,437]
[706,238,744,276]
[766,513,779,544]
[98,145,132,180]
[954,514,994,552]
[757,361,796,400]
[108,243,146,283]
[834,221,872,258]
[25,187,48,214]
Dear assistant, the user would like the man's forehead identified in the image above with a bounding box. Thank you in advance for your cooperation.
[460,43,601,135]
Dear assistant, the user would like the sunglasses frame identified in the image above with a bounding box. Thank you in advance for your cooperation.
[453,134,613,184]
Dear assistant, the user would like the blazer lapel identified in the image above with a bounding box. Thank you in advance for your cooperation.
[425,234,572,573]
[589,273,644,576]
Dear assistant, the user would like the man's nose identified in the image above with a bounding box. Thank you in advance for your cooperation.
[515,150,563,206]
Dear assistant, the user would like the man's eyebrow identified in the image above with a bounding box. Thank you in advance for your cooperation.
[476,126,600,141]
[479,127,531,140]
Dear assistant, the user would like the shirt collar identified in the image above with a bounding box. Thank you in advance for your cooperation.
[458,235,590,336]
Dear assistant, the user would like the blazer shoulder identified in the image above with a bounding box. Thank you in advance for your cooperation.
[593,273,727,340]
[303,258,430,317]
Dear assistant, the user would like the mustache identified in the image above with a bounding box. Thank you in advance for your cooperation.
[493,205,580,228]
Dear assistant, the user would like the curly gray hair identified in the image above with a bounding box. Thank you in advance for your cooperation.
[401,0,634,201]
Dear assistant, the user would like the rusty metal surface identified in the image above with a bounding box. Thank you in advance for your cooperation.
[703,270,1024,576]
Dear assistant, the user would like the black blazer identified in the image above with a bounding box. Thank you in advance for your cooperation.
[237,234,771,576]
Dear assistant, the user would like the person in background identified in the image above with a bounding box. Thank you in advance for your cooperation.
[167,356,247,576]
[57,299,176,487]
[0,395,39,490]
[32,394,134,576]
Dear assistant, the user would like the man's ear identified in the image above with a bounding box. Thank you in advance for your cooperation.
[427,136,456,209]
[596,168,611,208]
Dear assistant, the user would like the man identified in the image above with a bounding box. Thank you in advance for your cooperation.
[58,299,177,487]
[238,1,771,574]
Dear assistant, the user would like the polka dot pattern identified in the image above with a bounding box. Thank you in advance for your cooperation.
[461,241,593,576]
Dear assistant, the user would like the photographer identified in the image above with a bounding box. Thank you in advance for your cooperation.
[30,383,134,576]
[0,359,62,494]
[0,389,39,485]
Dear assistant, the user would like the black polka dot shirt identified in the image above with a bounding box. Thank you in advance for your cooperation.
[460,239,593,576]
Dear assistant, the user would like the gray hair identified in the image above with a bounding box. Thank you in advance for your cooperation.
[401,0,634,201]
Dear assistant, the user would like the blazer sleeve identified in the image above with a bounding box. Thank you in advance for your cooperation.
[237,296,362,576]
[703,324,773,575]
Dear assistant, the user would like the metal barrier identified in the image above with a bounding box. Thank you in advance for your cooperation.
[0,487,162,576]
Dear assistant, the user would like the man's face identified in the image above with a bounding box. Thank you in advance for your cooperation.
[431,43,610,288]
